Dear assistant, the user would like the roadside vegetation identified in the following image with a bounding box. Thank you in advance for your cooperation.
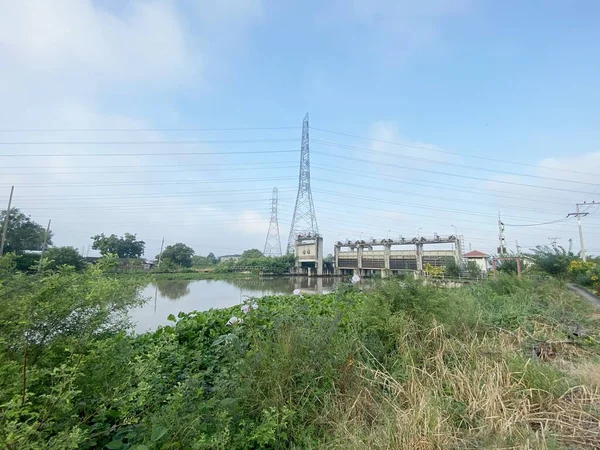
[2,251,600,449]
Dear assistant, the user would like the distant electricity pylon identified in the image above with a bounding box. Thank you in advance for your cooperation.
[264,187,282,257]
[287,113,318,254]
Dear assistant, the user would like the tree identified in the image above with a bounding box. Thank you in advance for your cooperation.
[207,252,218,265]
[528,245,574,278]
[44,246,86,272]
[91,233,145,258]
[0,208,51,254]
[241,249,263,259]
[497,258,519,274]
[192,253,218,268]
[445,259,461,278]
[466,261,481,278]
[158,243,194,268]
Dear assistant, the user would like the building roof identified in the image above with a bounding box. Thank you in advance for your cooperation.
[463,250,489,258]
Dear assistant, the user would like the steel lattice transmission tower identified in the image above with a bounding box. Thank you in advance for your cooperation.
[287,113,318,254]
[264,187,282,257]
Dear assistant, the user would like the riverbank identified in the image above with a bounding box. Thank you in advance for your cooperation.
[2,273,600,448]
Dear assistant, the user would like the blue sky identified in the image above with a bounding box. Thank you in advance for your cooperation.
[0,0,599,258]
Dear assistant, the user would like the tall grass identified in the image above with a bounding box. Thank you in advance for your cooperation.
[2,273,599,448]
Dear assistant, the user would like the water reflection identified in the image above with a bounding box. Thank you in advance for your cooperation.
[130,276,339,333]
[223,276,337,295]
[154,279,192,300]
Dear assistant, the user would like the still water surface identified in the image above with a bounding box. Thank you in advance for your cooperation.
[130,277,339,333]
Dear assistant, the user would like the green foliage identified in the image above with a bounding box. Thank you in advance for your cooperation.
[0,267,143,449]
[466,260,481,278]
[43,246,86,272]
[445,259,461,277]
[91,233,145,258]
[2,273,599,448]
[241,248,263,259]
[192,252,218,268]
[158,243,194,268]
[528,245,575,278]
[0,207,51,254]
[0,252,18,275]
[217,254,296,275]
[496,256,519,274]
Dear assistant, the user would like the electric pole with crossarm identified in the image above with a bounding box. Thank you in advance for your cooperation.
[567,201,597,262]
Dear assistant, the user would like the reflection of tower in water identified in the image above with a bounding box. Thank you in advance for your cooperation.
[293,277,324,294]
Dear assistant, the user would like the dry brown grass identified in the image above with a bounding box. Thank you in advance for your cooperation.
[321,321,600,450]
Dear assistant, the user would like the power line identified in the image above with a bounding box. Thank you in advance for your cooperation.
[0,126,299,132]
[313,140,599,187]
[312,163,574,204]
[0,138,298,145]
[0,149,298,158]
[311,127,598,177]
[0,176,290,188]
[0,164,297,176]
[503,218,572,227]
[311,177,564,216]
[0,160,296,170]
[313,151,598,195]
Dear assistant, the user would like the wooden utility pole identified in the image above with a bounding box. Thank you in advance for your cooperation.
[157,237,165,270]
[567,201,597,262]
[37,219,52,273]
[0,186,15,257]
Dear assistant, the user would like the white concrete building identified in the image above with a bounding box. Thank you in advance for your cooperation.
[463,250,490,273]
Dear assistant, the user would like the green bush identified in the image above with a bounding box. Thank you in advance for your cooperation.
[2,273,599,448]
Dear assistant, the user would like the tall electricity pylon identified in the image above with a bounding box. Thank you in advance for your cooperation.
[287,113,318,254]
[264,187,282,257]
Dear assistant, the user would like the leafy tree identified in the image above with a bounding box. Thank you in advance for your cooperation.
[241,249,263,259]
[43,246,86,272]
[466,260,482,278]
[91,233,145,258]
[527,245,574,278]
[192,253,218,268]
[445,259,461,278]
[216,254,295,274]
[496,257,519,275]
[158,243,195,268]
[207,252,218,265]
[0,208,51,254]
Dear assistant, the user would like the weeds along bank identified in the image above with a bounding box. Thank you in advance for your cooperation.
[1,269,600,449]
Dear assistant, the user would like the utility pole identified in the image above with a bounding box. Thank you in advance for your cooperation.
[567,201,597,262]
[568,238,573,255]
[548,237,560,249]
[497,213,505,255]
[157,237,165,270]
[515,240,521,257]
[0,186,15,257]
[37,219,51,273]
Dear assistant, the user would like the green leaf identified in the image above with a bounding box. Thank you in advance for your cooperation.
[167,313,176,322]
[134,446,149,450]
[151,426,168,442]
[106,440,123,449]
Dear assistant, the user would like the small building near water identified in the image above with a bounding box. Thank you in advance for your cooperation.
[463,250,490,273]
[219,254,242,263]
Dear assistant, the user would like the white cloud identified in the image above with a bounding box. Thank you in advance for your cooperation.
[0,0,268,257]
[0,0,192,84]
[316,0,472,60]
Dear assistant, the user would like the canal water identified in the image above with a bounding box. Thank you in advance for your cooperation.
[130,276,340,333]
